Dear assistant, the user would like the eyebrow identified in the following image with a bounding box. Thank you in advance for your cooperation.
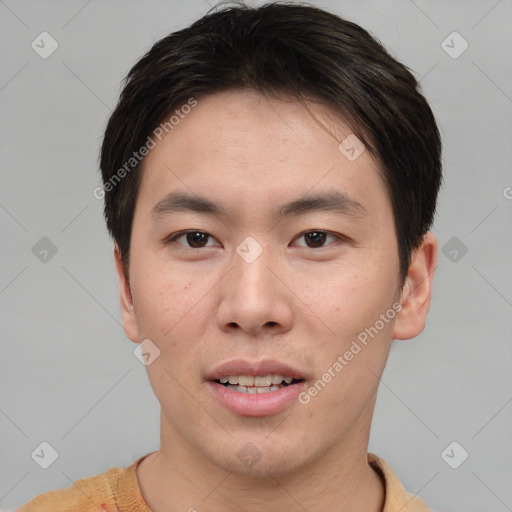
[151,189,367,220]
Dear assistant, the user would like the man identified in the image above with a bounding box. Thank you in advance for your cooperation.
[17,2,441,511]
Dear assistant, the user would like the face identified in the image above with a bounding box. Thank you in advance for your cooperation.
[115,89,434,478]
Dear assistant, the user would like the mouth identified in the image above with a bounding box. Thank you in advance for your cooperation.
[214,374,305,394]
[205,360,308,417]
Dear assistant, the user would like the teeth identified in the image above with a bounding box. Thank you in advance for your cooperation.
[254,375,272,386]
[239,375,254,386]
[226,384,284,394]
[218,374,294,386]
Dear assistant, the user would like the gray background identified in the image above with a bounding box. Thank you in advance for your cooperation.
[1,0,511,510]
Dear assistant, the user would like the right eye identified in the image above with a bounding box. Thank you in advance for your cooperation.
[166,230,220,249]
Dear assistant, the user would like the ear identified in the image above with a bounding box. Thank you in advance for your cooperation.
[392,231,438,340]
[114,244,140,343]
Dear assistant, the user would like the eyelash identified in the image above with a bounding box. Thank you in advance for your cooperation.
[165,230,346,250]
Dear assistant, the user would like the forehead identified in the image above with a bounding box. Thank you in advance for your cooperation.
[136,89,389,221]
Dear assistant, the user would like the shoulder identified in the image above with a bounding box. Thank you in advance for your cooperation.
[14,459,143,512]
[368,452,434,512]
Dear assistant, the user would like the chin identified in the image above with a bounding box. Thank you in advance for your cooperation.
[206,439,317,479]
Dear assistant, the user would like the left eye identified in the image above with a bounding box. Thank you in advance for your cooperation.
[294,230,341,249]
[167,230,341,249]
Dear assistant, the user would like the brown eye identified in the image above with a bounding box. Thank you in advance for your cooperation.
[168,231,217,248]
[304,231,327,248]
[187,232,209,248]
[295,230,340,249]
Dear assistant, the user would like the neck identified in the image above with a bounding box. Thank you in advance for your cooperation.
[136,405,384,512]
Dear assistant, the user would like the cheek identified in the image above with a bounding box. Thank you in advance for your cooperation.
[133,268,209,394]
[301,260,396,339]
[132,259,206,345]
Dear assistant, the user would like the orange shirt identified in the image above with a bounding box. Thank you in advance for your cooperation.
[15,452,432,511]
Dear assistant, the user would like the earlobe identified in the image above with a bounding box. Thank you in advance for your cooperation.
[113,244,140,343]
[392,231,438,340]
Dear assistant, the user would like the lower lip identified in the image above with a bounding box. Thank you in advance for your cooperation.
[206,381,306,417]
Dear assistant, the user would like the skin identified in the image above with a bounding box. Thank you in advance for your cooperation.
[114,89,438,512]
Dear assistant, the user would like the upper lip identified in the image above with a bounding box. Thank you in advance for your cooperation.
[205,359,307,381]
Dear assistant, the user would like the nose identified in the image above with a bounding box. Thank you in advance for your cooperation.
[216,242,293,337]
